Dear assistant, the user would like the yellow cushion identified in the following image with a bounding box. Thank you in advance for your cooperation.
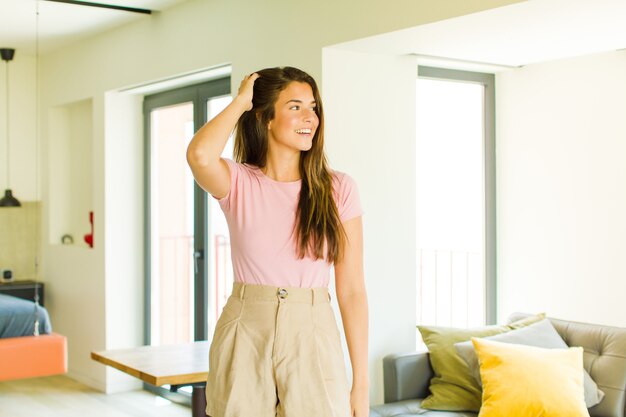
[472,338,589,417]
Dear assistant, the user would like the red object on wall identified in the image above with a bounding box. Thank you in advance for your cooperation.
[84,211,94,248]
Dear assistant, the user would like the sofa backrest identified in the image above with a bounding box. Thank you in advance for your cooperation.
[509,313,626,417]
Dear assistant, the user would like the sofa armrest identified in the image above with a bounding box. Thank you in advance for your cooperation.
[383,350,433,403]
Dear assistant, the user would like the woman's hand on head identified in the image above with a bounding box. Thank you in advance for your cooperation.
[236,73,260,111]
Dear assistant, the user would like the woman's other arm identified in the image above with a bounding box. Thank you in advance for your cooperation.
[335,215,369,416]
[186,73,258,198]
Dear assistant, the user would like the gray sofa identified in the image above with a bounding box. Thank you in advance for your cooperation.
[370,314,626,417]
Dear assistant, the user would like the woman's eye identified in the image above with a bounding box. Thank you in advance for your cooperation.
[290,105,300,110]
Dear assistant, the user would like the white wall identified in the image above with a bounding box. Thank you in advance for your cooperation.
[0,53,37,201]
[103,91,145,391]
[48,99,93,247]
[323,48,418,403]
[36,0,525,398]
[496,50,626,326]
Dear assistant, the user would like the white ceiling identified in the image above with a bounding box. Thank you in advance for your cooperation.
[0,0,187,55]
[333,0,626,71]
[3,0,626,68]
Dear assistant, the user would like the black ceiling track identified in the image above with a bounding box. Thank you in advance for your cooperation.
[43,0,152,14]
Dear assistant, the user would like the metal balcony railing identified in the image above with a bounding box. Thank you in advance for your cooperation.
[417,248,485,330]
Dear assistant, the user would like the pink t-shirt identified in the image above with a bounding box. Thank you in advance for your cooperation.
[215,158,363,288]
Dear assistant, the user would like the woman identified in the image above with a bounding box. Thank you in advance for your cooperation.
[186,66,368,417]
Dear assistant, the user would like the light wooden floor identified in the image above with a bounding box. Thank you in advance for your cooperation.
[0,375,191,417]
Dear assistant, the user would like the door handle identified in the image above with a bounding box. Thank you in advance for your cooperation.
[193,250,204,274]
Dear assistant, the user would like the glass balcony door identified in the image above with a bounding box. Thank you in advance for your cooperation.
[205,95,233,341]
[144,78,230,347]
[148,100,195,345]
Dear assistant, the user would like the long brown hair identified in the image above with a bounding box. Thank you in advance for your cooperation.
[233,67,346,263]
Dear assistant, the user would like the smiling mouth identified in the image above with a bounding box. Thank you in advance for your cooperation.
[295,128,312,135]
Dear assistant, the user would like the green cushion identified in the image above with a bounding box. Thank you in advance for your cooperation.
[417,313,545,412]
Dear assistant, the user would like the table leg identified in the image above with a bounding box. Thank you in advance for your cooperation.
[192,384,207,417]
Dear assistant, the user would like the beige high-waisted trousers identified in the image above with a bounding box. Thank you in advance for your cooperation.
[205,281,351,417]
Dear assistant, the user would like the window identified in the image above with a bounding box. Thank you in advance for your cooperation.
[416,67,496,336]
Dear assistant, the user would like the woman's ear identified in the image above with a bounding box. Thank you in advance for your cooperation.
[256,111,270,129]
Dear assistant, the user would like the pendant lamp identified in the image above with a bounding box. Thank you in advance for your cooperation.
[0,47,21,207]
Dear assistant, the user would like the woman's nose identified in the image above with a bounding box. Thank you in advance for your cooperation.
[303,110,316,122]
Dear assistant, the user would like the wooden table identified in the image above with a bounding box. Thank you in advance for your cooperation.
[91,341,210,417]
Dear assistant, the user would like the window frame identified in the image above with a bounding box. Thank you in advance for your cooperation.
[142,77,230,404]
[417,66,497,324]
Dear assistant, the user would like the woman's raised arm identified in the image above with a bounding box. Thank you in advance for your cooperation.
[186,73,259,198]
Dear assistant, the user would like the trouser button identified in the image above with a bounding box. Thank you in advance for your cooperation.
[277,288,288,299]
